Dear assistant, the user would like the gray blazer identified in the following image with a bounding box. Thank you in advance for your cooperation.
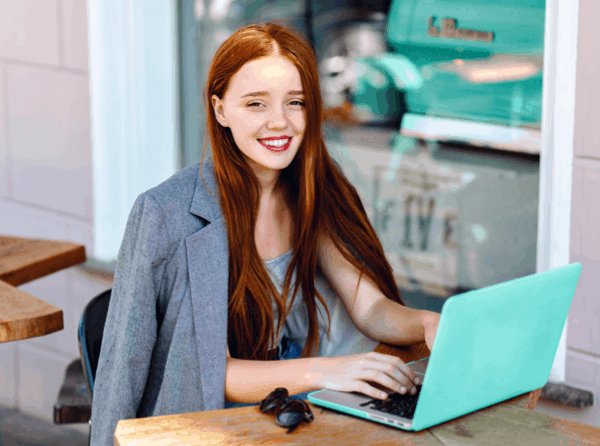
[90,158,230,446]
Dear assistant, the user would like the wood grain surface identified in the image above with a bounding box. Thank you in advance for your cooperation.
[114,394,600,446]
[0,235,86,343]
[0,236,87,286]
[0,280,64,343]
[115,405,440,446]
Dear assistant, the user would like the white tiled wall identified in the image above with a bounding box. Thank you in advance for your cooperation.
[0,343,16,406]
[18,341,72,416]
[0,0,112,425]
[0,1,61,67]
[0,63,9,198]
[7,65,92,218]
[568,162,600,357]
[61,0,90,72]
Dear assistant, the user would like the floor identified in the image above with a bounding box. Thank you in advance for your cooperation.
[0,405,88,446]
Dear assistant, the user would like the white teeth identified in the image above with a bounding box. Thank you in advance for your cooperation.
[259,138,290,147]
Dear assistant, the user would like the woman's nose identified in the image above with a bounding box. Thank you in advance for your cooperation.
[266,105,288,128]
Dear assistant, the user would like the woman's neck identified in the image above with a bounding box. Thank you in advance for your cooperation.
[256,181,294,261]
[258,182,289,221]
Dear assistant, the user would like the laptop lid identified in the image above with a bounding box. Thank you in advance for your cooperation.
[411,262,582,431]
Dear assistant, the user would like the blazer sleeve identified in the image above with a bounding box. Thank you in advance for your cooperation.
[90,192,171,446]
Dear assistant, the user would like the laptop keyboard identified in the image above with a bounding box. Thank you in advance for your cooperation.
[359,386,422,419]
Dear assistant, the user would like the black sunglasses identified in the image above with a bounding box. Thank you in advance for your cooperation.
[259,388,314,433]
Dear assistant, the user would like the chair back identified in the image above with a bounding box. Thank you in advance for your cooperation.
[78,289,111,401]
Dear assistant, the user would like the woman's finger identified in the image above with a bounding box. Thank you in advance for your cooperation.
[364,369,413,395]
[357,381,392,400]
[367,352,419,385]
[360,360,416,392]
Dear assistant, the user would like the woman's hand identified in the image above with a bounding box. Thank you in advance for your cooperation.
[306,352,420,400]
[420,311,440,353]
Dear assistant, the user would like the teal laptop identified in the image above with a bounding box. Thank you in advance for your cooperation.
[307,262,582,431]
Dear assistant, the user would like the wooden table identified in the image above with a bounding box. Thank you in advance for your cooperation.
[114,342,600,446]
[0,236,86,343]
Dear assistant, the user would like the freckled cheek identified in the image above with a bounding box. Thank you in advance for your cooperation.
[291,116,306,133]
[248,115,265,128]
[237,118,259,135]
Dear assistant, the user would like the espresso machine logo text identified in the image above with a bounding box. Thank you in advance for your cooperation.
[427,17,494,43]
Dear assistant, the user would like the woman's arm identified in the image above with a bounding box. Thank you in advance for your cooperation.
[226,346,319,404]
[225,357,321,403]
[361,297,440,351]
[317,234,440,349]
[225,352,421,402]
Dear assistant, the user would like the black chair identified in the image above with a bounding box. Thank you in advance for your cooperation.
[78,288,112,401]
[53,289,111,441]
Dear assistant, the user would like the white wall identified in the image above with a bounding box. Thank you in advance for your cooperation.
[532,0,600,430]
[0,0,112,426]
[564,0,600,423]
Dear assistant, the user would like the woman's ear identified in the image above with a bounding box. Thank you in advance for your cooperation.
[211,94,229,128]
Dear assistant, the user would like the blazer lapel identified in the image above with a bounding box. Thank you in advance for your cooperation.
[186,158,229,410]
[186,217,228,410]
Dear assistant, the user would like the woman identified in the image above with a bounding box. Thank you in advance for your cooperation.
[90,21,440,445]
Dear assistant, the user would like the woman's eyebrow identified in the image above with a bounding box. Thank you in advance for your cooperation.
[241,90,304,98]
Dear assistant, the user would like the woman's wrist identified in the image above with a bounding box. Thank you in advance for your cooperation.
[419,310,437,323]
[419,310,441,352]
[225,356,323,404]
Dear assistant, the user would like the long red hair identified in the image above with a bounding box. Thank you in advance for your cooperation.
[201,21,404,360]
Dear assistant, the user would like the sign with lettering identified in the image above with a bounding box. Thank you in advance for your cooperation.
[332,133,539,296]
[427,17,494,43]
[359,142,472,297]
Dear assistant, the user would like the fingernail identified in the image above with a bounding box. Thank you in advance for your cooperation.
[400,387,407,393]
[411,387,417,394]
[415,377,420,385]
[380,392,387,399]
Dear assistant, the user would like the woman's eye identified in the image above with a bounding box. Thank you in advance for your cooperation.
[246,101,304,108]
[247,101,304,108]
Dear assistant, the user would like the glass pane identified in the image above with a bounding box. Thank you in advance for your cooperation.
[179,0,543,311]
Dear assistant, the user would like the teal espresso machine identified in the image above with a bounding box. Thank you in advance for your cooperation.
[351,0,545,153]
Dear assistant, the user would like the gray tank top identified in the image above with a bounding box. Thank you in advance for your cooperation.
[264,249,379,357]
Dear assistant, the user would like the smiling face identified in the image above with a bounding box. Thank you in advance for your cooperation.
[211,56,306,178]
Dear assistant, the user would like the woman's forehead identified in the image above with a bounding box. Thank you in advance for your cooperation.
[229,56,303,96]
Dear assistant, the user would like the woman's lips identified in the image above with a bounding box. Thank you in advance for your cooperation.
[257,137,292,152]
